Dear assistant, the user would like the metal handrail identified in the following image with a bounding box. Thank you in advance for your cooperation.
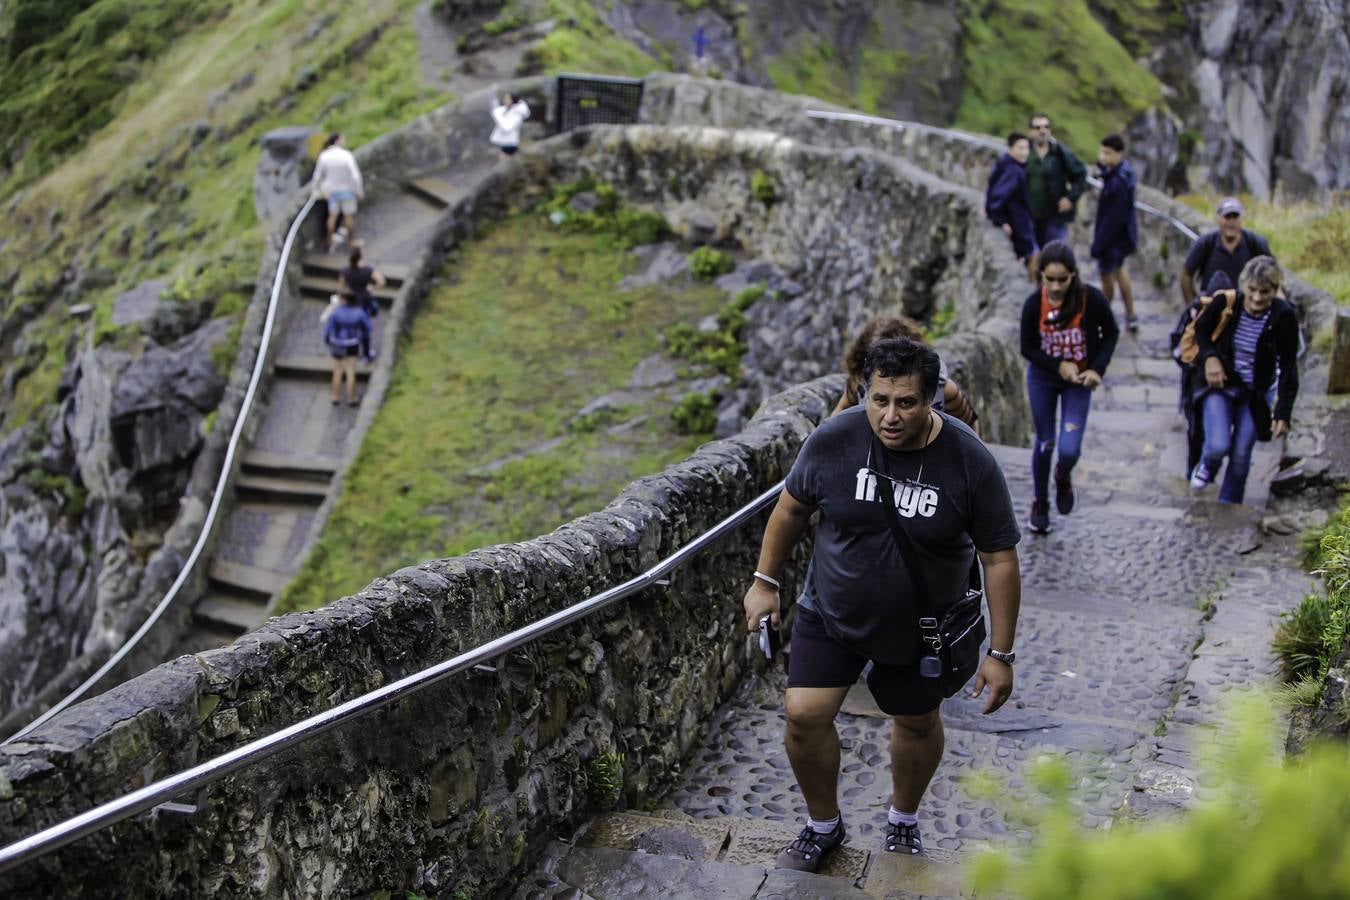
[804,109,1202,242]
[3,197,319,746]
[0,478,786,874]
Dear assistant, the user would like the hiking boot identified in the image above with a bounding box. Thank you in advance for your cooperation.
[1027,500,1052,535]
[883,821,923,855]
[1190,462,1214,491]
[1127,315,1140,334]
[1054,467,1075,515]
[775,821,846,872]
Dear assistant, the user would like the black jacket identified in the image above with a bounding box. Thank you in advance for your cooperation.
[1019,285,1120,377]
[1194,294,1299,439]
[1026,141,1089,224]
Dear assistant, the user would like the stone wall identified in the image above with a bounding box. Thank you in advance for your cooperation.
[0,375,834,898]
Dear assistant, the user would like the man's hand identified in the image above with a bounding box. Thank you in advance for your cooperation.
[743,582,780,633]
[1057,361,1079,383]
[971,657,1014,714]
[1204,356,1227,388]
[1077,369,1102,390]
[1056,197,1072,214]
[1272,419,1289,439]
[1001,223,1012,236]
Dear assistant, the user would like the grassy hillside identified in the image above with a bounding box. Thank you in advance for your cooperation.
[1,0,445,434]
[277,214,726,613]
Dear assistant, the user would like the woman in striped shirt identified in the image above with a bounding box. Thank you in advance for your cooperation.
[1190,256,1300,503]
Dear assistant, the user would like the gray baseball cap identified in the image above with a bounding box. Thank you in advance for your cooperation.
[1216,197,1245,217]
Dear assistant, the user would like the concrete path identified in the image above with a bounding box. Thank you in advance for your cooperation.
[515,279,1314,897]
[174,166,486,653]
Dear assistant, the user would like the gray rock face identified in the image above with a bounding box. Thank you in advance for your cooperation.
[111,280,168,328]
[253,126,316,224]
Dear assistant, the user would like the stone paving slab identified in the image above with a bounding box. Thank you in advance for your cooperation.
[722,817,868,878]
[556,846,767,899]
[863,847,969,899]
[579,812,729,861]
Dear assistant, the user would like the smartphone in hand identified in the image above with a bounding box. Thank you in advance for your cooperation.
[758,614,780,661]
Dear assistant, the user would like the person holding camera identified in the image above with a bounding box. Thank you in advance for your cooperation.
[1019,240,1120,535]
[743,337,1022,872]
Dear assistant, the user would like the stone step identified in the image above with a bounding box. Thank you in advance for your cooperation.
[298,275,398,305]
[235,473,328,505]
[241,450,337,483]
[207,560,287,600]
[273,354,373,380]
[404,176,462,209]
[521,812,971,899]
[300,253,408,284]
[193,593,267,636]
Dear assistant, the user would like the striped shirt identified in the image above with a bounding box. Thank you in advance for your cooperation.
[1232,308,1269,386]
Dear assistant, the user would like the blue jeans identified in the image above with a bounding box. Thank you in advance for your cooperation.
[1200,390,1259,504]
[1035,218,1069,248]
[1027,364,1093,503]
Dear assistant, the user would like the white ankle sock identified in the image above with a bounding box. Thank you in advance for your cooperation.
[807,813,840,834]
[888,806,918,827]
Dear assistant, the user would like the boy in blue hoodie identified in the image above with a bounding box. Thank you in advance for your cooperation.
[985,132,1037,280]
[1090,134,1139,332]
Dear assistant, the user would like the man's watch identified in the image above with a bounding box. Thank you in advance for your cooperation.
[987,648,1016,666]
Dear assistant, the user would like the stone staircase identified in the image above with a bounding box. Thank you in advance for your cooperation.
[173,166,482,653]
[513,270,1311,898]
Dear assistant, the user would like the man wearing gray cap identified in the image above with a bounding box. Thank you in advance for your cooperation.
[1180,197,1273,303]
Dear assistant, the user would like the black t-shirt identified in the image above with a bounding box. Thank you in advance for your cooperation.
[1183,229,1272,291]
[785,408,1020,664]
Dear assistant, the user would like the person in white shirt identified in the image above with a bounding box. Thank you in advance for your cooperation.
[489,94,530,158]
[312,132,365,252]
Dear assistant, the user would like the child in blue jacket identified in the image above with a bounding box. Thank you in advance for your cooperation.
[323,294,373,406]
[985,132,1038,280]
[1090,133,1140,332]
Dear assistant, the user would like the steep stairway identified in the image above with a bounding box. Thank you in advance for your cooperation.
[173,165,483,654]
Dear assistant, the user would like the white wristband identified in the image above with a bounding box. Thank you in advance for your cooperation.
[753,571,781,590]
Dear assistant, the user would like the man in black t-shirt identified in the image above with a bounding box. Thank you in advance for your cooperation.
[1181,197,1273,302]
[743,339,1022,871]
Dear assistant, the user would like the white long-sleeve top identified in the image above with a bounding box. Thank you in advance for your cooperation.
[313,145,364,198]
[489,100,531,147]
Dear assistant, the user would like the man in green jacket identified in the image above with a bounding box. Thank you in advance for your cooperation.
[1025,113,1089,249]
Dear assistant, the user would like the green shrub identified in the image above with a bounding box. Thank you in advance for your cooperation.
[481,12,526,36]
[750,169,777,205]
[1273,594,1335,683]
[586,749,625,808]
[731,284,766,311]
[924,299,957,341]
[671,391,718,435]
[688,246,734,280]
[542,179,669,249]
[970,701,1350,899]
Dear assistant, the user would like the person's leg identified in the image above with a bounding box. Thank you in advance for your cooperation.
[1054,384,1093,479]
[330,357,342,403]
[1218,402,1259,504]
[890,709,944,815]
[1100,270,1118,304]
[1198,391,1235,482]
[325,208,338,246]
[785,686,852,819]
[342,356,359,403]
[1116,265,1136,320]
[343,208,358,245]
[1026,367,1061,505]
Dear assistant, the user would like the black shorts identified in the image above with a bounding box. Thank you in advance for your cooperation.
[329,346,361,359]
[787,605,942,716]
[499,145,519,155]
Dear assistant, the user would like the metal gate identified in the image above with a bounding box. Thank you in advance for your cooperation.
[554,74,645,133]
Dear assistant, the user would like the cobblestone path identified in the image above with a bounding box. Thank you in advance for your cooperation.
[518,281,1316,897]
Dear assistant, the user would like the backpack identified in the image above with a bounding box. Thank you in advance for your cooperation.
[1177,289,1238,365]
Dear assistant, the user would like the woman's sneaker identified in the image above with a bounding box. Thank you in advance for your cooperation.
[776,820,846,873]
[1190,462,1214,491]
[1027,500,1052,534]
[1054,467,1075,515]
[884,821,923,855]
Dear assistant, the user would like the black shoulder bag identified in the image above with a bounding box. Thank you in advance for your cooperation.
[877,474,987,698]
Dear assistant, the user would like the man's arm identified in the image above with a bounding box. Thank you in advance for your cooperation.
[743,488,817,632]
[972,547,1020,714]
[1180,268,1197,302]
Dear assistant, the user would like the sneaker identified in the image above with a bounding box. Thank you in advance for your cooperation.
[1054,467,1075,515]
[1127,315,1140,334]
[775,821,846,872]
[1190,462,1213,491]
[1027,500,1052,534]
[883,821,923,855]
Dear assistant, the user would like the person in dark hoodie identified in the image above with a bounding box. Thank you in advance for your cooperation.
[1170,270,1234,476]
[1189,255,1299,504]
[985,132,1038,280]
[1090,134,1139,333]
